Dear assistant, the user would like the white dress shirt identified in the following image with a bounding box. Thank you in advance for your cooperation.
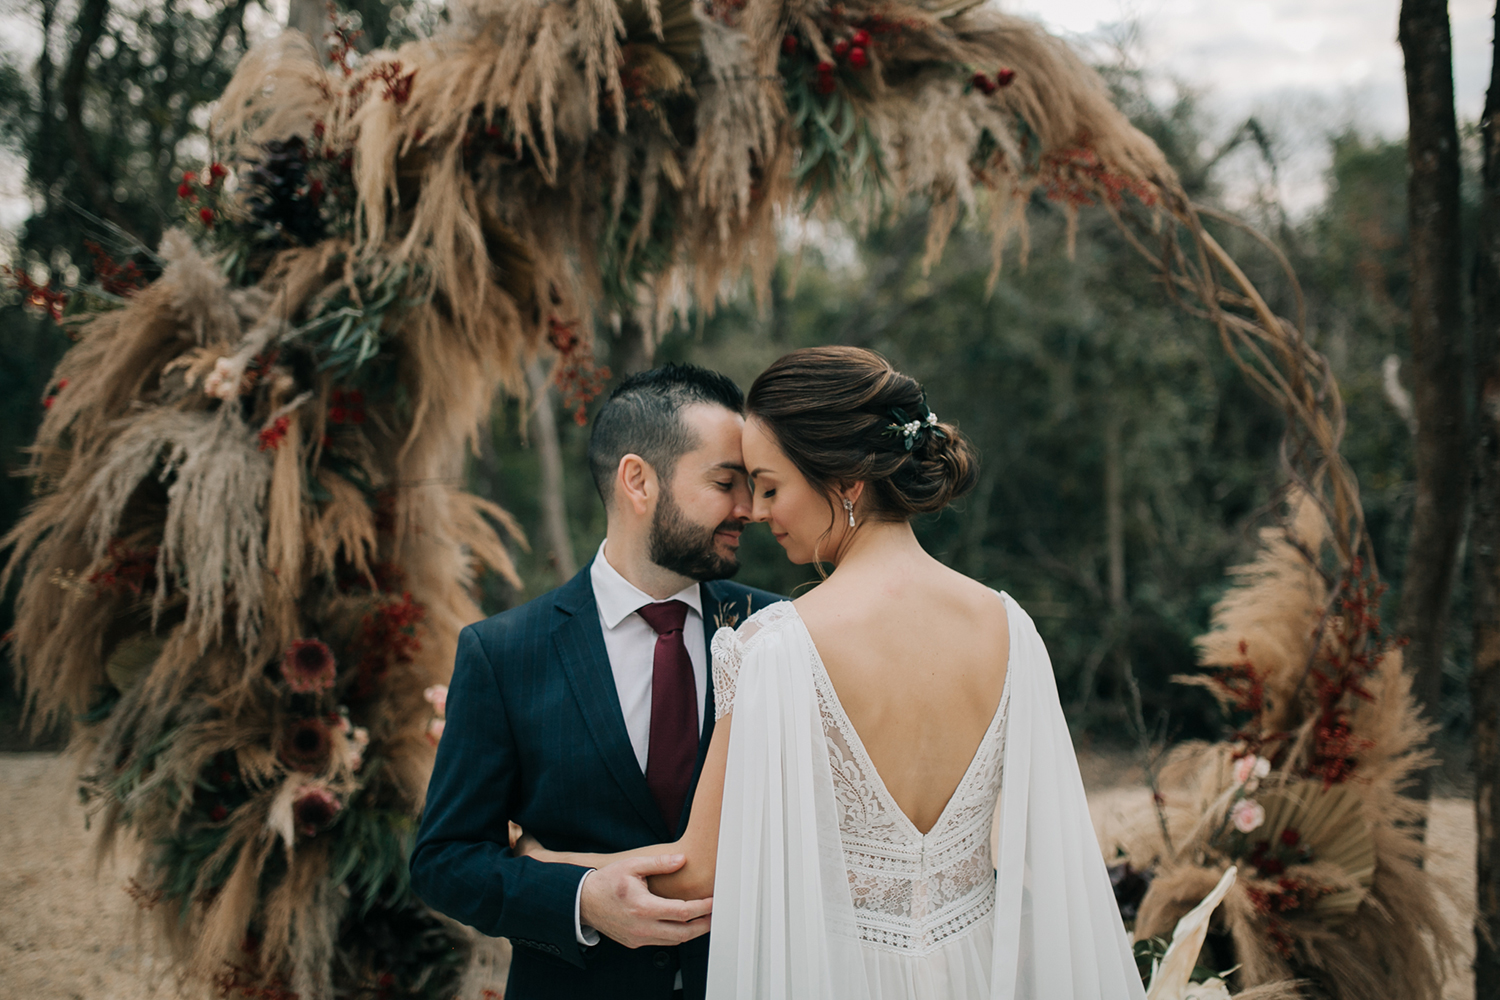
[589,539,709,768]
[574,540,708,964]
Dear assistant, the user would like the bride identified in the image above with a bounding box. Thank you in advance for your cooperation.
[519,346,1144,999]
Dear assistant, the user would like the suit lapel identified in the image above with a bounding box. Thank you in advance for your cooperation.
[696,581,733,756]
[552,565,673,840]
[694,582,758,757]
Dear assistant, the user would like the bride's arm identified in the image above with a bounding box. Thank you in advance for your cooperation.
[515,715,730,901]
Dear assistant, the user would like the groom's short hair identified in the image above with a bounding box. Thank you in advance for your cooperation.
[588,364,744,508]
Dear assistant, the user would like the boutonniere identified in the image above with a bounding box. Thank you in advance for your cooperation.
[712,594,755,631]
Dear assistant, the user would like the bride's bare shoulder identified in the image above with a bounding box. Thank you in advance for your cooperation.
[792,560,1005,636]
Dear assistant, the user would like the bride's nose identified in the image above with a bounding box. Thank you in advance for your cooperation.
[749,492,772,523]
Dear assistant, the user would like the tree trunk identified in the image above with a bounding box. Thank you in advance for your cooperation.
[527,362,578,583]
[286,0,331,60]
[59,0,135,235]
[1077,417,1126,714]
[1397,0,1470,807]
[1470,2,1500,989]
[611,314,656,377]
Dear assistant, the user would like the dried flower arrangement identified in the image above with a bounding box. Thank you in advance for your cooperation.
[1105,494,1458,999]
[2,0,1371,993]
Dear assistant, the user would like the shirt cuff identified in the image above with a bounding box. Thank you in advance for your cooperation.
[574,869,601,947]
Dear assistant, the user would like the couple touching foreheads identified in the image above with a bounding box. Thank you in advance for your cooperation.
[411,347,1144,1000]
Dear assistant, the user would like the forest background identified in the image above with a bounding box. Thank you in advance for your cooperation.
[0,0,1465,784]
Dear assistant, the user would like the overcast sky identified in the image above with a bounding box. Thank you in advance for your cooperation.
[1005,0,1496,210]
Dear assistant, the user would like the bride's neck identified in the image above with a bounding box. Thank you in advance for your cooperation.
[828,518,927,575]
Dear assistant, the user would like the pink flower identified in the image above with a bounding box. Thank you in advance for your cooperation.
[1233,754,1271,791]
[423,684,448,715]
[426,717,446,746]
[282,638,337,693]
[1231,798,1266,834]
[292,785,342,836]
[346,726,369,772]
[203,357,242,400]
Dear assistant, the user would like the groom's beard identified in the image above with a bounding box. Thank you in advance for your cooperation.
[649,491,741,581]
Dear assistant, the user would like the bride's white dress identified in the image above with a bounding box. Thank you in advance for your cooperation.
[704,592,1145,1000]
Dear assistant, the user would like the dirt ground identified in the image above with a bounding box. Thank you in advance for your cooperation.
[0,752,1480,1000]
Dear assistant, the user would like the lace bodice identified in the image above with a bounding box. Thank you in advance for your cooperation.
[711,601,1011,957]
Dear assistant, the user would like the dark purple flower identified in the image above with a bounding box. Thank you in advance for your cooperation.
[293,785,342,836]
[282,638,337,694]
[280,717,333,772]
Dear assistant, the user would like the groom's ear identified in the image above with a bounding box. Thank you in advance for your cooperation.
[617,453,658,516]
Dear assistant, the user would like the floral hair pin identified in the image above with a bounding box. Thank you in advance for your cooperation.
[884,407,944,451]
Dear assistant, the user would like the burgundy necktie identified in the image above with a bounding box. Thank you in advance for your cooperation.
[636,600,698,829]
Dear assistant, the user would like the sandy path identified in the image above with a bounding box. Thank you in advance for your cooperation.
[0,753,181,1000]
[0,754,1479,999]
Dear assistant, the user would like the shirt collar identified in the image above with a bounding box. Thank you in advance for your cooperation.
[590,539,703,629]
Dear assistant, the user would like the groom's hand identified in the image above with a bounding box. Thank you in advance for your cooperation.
[579,854,712,949]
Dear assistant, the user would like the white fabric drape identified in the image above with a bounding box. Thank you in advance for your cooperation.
[705,592,1146,1000]
[988,595,1145,999]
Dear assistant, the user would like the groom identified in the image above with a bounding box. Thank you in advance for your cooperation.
[411,364,780,999]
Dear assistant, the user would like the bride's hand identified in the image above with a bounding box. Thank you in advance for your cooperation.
[508,821,558,862]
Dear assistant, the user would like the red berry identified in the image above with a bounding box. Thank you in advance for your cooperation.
[833,39,850,58]
[56,379,68,390]
[816,60,834,74]
[209,162,227,180]
[816,74,836,95]
[209,805,228,822]
[782,34,798,54]
[199,207,215,226]
[996,67,1016,87]
[848,46,868,68]
[177,182,193,199]
[852,29,871,47]
[182,171,196,183]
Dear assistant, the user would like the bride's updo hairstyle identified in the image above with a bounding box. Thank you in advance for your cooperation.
[746,347,978,521]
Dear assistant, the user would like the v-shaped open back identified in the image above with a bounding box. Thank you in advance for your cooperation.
[795,594,1012,838]
[711,593,1016,957]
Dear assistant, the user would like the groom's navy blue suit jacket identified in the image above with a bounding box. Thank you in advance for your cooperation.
[411,560,780,1000]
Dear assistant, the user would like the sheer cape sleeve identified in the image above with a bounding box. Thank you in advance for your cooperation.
[706,606,851,997]
[989,597,1146,999]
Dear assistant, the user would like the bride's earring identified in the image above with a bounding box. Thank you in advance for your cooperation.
[842,497,856,528]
